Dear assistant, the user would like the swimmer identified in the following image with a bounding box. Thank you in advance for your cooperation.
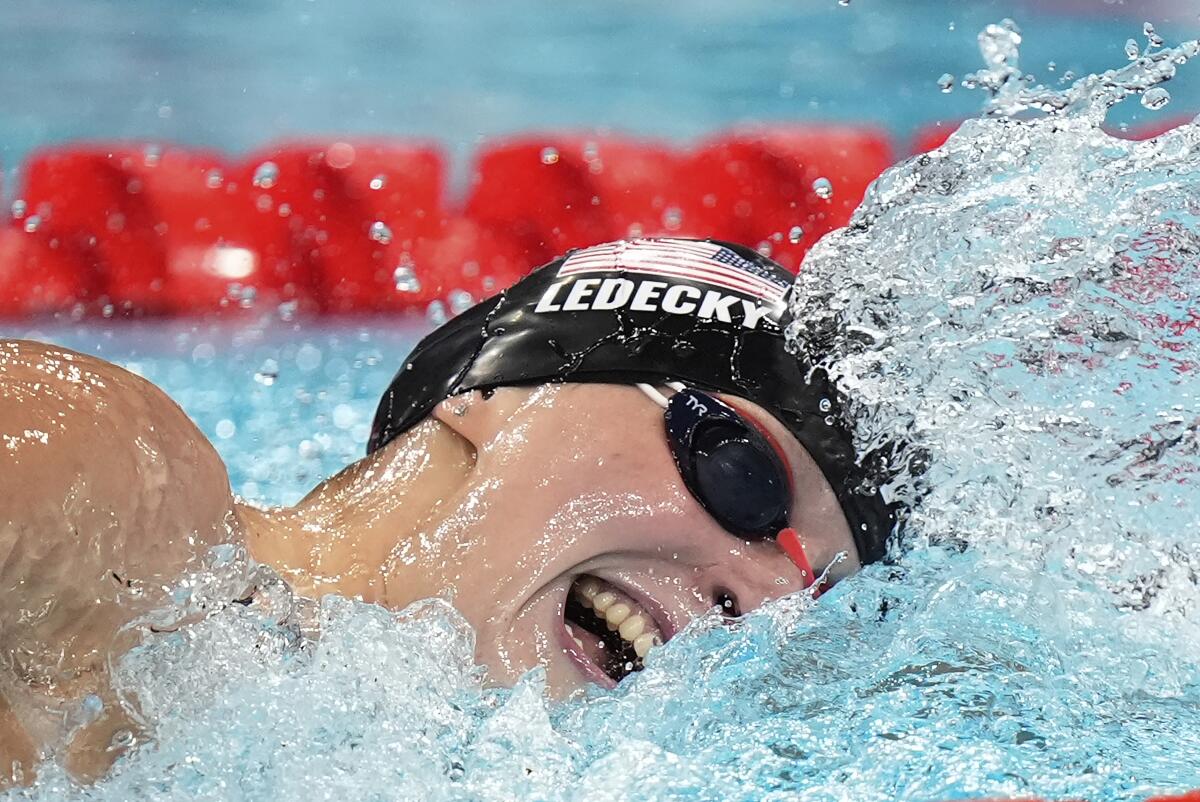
[0,238,900,784]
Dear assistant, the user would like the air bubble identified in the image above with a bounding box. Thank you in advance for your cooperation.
[369,221,393,245]
[819,398,833,413]
[252,161,279,189]
[938,73,956,93]
[540,147,560,165]
[23,215,41,233]
[813,177,834,199]
[662,207,683,230]
[10,199,26,220]
[205,168,225,189]
[788,226,805,244]
[369,175,387,190]
[1142,87,1171,110]
[1125,39,1140,60]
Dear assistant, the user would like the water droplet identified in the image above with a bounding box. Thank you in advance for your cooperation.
[819,398,833,413]
[1142,87,1171,110]
[788,226,805,244]
[813,177,834,199]
[540,147,560,165]
[662,206,683,230]
[938,73,956,93]
[1143,22,1164,48]
[427,300,448,326]
[369,221,393,244]
[369,174,387,190]
[215,419,237,439]
[393,264,421,293]
[277,300,299,321]
[756,241,773,257]
[23,215,41,233]
[252,161,279,189]
[236,285,257,309]
[1047,61,1057,72]
[11,200,27,220]
[448,289,475,315]
[254,358,279,386]
[143,145,162,167]
[296,343,322,372]
[1125,39,1140,61]
[837,0,850,6]
[205,168,224,189]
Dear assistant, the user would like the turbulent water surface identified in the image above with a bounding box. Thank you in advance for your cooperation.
[5,22,1200,802]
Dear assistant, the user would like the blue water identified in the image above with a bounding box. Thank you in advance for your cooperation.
[5,9,1200,802]
[2,0,1200,193]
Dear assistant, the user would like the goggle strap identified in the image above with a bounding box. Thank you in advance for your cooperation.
[778,528,821,598]
[637,383,671,409]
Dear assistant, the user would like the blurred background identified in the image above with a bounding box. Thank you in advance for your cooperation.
[1,0,1198,321]
[3,0,1199,185]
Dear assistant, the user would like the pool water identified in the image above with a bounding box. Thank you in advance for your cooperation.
[5,15,1200,802]
[2,0,1200,191]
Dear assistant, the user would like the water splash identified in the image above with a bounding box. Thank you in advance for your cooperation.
[782,23,1200,792]
[963,19,1200,122]
[7,20,1200,802]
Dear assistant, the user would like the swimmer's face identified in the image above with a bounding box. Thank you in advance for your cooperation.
[371,383,860,696]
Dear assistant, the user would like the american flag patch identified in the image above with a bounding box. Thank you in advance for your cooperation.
[558,239,790,304]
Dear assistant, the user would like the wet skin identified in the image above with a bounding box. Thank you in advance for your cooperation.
[0,339,859,784]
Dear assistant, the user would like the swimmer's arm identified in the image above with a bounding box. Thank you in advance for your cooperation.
[0,339,246,781]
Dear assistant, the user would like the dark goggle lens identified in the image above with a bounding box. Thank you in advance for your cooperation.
[666,390,791,541]
[692,424,790,538]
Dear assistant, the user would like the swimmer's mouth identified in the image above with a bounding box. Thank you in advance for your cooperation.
[562,575,670,686]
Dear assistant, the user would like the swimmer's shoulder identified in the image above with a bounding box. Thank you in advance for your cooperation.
[0,338,241,682]
[0,340,248,785]
[0,338,235,534]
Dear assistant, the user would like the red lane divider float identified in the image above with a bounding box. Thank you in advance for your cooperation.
[7,116,1186,318]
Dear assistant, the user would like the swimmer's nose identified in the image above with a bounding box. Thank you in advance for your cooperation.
[777,528,824,598]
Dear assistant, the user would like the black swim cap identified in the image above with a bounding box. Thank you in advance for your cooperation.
[368,238,900,564]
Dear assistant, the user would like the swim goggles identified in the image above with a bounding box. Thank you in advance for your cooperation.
[637,383,823,594]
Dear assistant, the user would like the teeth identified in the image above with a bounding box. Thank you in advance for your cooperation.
[605,603,631,629]
[618,615,645,641]
[591,591,617,613]
[570,578,666,669]
[632,633,657,658]
[578,580,601,605]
